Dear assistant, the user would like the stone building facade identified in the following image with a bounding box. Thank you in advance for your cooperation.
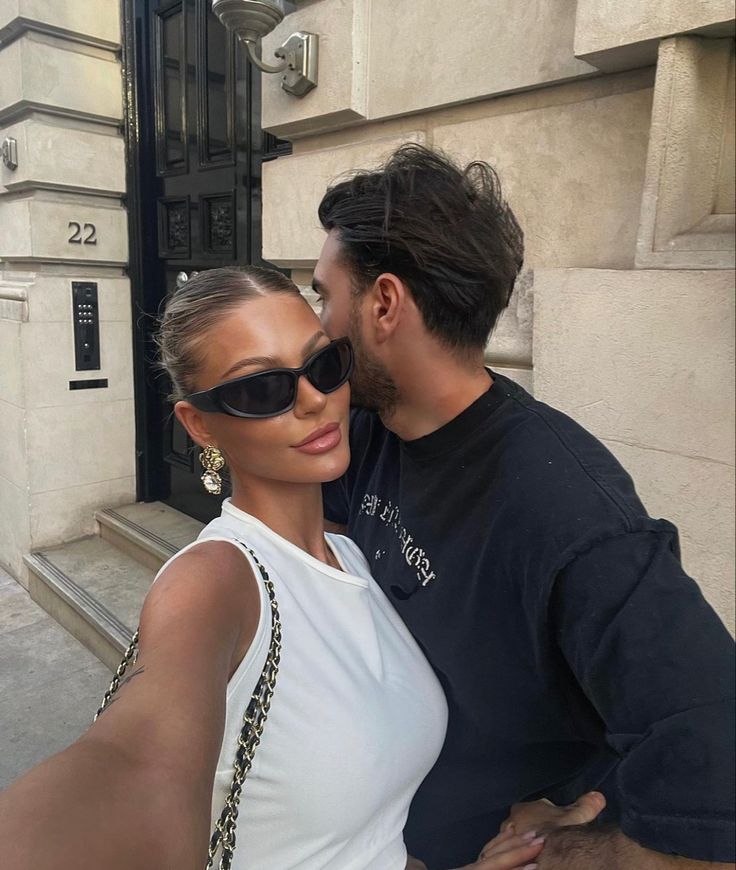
[0,3,133,578]
[1,1,734,634]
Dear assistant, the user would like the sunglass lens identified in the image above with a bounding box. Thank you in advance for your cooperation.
[309,342,352,393]
[219,371,295,416]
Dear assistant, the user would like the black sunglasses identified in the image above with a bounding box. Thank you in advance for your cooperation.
[186,337,354,418]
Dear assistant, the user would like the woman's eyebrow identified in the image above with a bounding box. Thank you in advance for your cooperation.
[301,330,328,358]
[220,355,278,379]
[219,332,327,380]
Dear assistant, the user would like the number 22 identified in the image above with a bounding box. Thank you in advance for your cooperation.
[68,222,97,245]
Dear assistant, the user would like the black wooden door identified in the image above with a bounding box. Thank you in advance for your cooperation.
[126,0,285,522]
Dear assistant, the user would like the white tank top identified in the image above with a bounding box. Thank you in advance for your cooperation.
[155,498,448,870]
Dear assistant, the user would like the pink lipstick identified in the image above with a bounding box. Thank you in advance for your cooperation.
[293,423,342,455]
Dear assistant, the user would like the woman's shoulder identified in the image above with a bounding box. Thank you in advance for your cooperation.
[146,536,263,680]
[162,524,261,572]
[154,502,264,587]
[150,536,260,629]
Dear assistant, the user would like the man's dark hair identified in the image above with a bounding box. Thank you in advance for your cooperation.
[318,143,524,352]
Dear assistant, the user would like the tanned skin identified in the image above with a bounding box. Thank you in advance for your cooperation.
[538,826,731,870]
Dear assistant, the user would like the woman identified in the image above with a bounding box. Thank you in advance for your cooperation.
[0,267,583,870]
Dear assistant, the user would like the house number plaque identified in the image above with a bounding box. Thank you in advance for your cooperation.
[68,221,98,245]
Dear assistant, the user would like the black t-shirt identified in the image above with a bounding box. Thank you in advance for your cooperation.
[323,373,735,869]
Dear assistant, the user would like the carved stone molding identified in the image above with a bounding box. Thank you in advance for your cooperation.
[0,275,32,321]
[574,0,734,72]
[636,36,735,269]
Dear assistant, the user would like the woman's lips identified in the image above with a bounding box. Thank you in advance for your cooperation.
[292,423,342,455]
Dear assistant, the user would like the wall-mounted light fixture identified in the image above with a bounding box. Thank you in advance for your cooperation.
[2,137,18,171]
[212,0,318,98]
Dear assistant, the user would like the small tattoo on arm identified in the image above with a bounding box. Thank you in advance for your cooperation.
[96,667,146,718]
[118,666,146,690]
[98,697,118,715]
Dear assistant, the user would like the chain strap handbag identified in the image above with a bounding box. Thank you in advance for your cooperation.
[94,544,282,870]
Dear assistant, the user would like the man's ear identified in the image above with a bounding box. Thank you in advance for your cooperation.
[367,273,407,343]
[174,401,217,450]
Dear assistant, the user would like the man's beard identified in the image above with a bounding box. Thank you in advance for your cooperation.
[348,304,399,416]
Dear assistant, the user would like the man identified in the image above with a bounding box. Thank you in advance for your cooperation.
[313,144,735,870]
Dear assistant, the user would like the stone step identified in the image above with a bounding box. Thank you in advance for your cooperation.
[96,502,203,572]
[24,537,151,671]
[24,502,202,671]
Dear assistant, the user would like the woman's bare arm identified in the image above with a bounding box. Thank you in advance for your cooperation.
[0,540,260,870]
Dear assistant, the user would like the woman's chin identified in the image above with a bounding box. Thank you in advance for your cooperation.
[320,465,349,483]
[307,447,351,484]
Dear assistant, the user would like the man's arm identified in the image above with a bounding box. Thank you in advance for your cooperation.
[537,825,734,870]
[502,798,735,869]
[546,530,735,865]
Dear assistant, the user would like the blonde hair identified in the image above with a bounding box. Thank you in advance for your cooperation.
[156,266,301,401]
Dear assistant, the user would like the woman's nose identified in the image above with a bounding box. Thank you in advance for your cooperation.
[293,374,327,417]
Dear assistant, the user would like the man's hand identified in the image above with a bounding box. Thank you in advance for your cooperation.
[405,857,428,870]
[499,791,606,835]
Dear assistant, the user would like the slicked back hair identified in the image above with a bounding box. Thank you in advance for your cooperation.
[318,144,524,353]
[156,266,301,401]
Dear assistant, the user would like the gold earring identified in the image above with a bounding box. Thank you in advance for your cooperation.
[200,446,225,495]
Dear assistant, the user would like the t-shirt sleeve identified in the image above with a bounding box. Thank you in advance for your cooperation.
[550,530,735,862]
[322,475,349,525]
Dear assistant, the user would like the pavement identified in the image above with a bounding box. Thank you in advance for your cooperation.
[0,566,111,789]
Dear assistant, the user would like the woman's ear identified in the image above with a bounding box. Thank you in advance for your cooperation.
[174,401,217,449]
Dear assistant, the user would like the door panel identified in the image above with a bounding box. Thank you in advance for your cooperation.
[128,0,286,522]
[154,2,187,175]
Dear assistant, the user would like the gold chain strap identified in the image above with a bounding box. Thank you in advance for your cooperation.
[94,628,140,720]
[94,544,282,870]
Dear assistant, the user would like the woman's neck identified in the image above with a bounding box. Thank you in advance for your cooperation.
[229,481,336,566]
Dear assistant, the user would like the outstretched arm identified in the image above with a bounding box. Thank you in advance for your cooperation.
[0,540,259,870]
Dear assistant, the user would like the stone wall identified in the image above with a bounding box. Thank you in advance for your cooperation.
[534,269,735,634]
[0,0,732,631]
[260,0,735,630]
[0,0,134,584]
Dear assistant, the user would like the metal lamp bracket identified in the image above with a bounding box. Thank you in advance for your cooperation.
[276,31,318,97]
[2,137,18,171]
[212,1,318,97]
[244,30,318,97]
